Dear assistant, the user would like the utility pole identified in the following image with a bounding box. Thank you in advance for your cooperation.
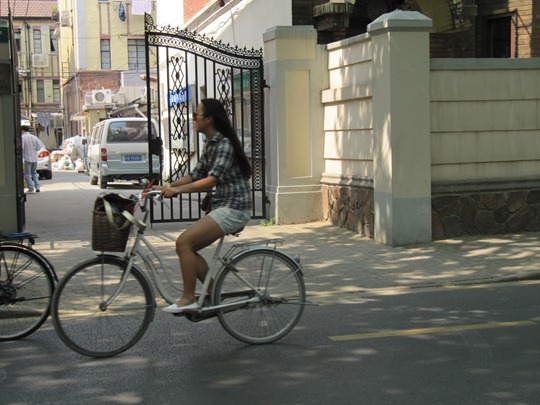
[23,21,32,126]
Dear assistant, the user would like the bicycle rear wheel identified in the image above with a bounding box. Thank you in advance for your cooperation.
[51,256,155,357]
[0,245,55,341]
[213,248,306,344]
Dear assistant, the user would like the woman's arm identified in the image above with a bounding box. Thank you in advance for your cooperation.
[152,174,193,193]
[156,175,218,198]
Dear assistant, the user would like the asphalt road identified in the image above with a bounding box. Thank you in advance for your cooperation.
[2,281,540,404]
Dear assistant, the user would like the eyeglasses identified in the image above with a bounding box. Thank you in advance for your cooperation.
[192,112,207,119]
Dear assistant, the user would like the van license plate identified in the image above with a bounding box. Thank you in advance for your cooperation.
[125,155,143,162]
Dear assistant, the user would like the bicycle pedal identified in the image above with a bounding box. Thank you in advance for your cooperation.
[172,312,187,318]
[184,310,218,323]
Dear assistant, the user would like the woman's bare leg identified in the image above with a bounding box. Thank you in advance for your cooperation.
[175,215,224,306]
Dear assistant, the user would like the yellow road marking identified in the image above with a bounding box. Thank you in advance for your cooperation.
[329,320,536,342]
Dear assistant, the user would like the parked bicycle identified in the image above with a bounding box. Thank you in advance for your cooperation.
[51,189,307,358]
[0,231,58,341]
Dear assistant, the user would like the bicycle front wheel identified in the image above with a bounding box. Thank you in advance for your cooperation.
[0,245,55,341]
[51,256,155,357]
[213,248,306,344]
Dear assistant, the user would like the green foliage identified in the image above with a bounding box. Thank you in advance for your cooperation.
[260,217,276,227]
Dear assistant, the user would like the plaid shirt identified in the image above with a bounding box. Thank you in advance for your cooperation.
[190,132,252,210]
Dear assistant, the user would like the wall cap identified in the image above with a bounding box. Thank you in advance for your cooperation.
[368,10,432,35]
[263,26,318,42]
[431,58,540,70]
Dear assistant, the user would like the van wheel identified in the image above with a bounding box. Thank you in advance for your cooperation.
[90,176,98,186]
[99,176,108,189]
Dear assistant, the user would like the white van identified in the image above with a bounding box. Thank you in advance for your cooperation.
[87,118,161,188]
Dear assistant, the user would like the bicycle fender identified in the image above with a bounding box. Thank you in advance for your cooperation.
[0,242,59,282]
[228,247,304,276]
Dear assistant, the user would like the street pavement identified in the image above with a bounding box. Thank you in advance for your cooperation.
[5,171,540,405]
[25,171,540,304]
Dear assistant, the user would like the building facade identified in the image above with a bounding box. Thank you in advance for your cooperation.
[182,0,540,59]
[0,0,62,149]
[56,0,157,137]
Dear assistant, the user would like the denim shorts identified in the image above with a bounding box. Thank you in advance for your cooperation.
[208,207,251,235]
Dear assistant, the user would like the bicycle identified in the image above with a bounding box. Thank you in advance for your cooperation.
[0,231,58,341]
[51,189,307,358]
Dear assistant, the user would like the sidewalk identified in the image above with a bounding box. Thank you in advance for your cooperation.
[219,221,540,296]
[32,218,540,301]
[24,172,540,302]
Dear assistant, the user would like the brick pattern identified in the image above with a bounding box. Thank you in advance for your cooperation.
[183,0,212,24]
[63,71,121,135]
[430,31,476,58]
[293,0,328,25]
[476,0,539,58]
[77,72,122,96]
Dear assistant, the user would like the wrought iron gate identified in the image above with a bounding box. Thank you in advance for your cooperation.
[144,15,266,223]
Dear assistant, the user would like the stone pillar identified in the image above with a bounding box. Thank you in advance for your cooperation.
[368,10,433,246]
[263,26,328,224]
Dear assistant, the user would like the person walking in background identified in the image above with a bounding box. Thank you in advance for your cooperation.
[21,125,42,193]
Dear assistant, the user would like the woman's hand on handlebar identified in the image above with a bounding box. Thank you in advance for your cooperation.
[152,185,178,199]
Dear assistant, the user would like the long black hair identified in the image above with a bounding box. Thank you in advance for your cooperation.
[201,98,252,179]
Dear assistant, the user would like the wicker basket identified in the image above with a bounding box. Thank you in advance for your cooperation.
[91,210,132,252]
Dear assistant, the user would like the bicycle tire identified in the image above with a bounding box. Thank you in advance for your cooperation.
[0,242,58,281]
[213,248,306,344]
[51,255,155,358]
[0,245,55,341]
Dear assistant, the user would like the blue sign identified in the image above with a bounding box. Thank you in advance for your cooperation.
[168,86,191,107]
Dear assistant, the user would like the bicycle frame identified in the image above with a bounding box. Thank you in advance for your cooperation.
[100,189,303,315]
[51,190,308,356]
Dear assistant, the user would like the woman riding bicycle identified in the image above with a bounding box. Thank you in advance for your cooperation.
[153,98,252,313]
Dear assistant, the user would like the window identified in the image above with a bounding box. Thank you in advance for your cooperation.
[483,15,515,58]
[36,80,45,103]
[33,29,42,54]
[101,39,111,69]
[14,31,21,52]
[50,29,57,52]
[128,39,146,70]
[53,80,60,103]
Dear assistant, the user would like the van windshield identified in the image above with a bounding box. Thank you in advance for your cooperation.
[107,121,154,143]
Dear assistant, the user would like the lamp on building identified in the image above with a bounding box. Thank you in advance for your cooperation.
[219,0,225,6]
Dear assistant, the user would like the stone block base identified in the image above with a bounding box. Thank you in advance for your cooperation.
[432,189,540,239]
[321,184,374,238]
[322,185,540,241]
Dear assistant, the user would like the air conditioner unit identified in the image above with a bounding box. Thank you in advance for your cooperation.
[85,92,93,105]
[60,11,70,27]
[92,89,112,104]
[32,54,49,68]
[140,87,157,103]
[112,92,127,105]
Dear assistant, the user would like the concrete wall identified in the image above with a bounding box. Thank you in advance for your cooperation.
[316,10,540,244]
[263,26,328,224]
[430,58,540,239]
[319,10,433,246]
[320,32,375,237]
[431,58,540,184]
